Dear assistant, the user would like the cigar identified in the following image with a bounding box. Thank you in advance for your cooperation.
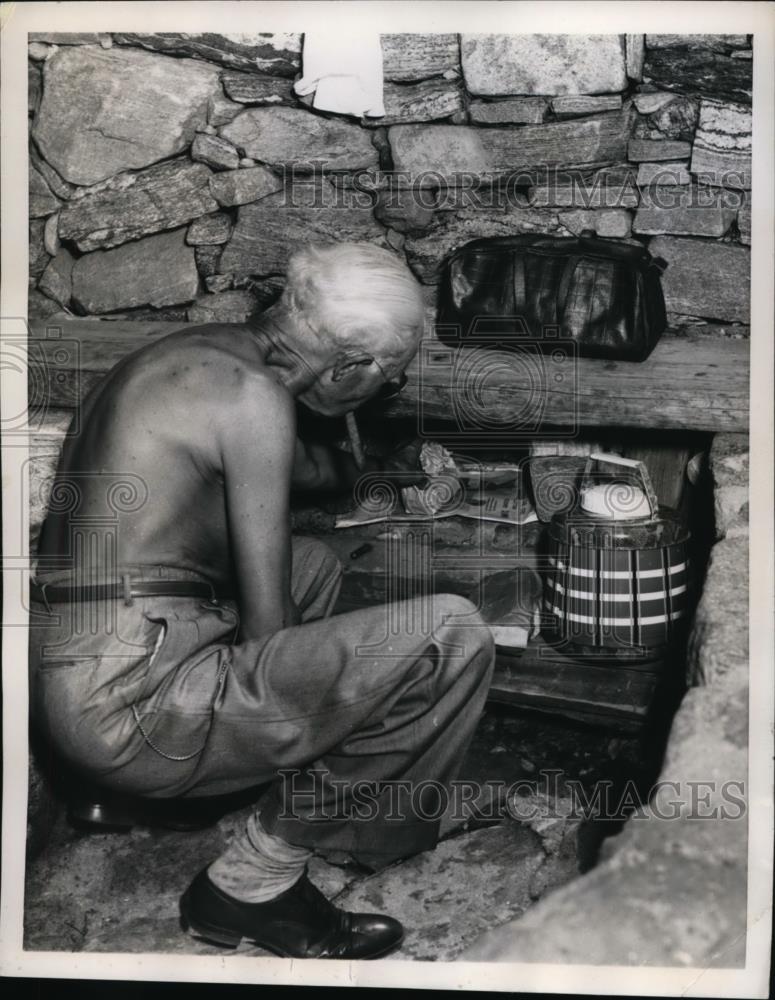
[345,410,366,471]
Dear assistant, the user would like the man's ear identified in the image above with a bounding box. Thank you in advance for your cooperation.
[330,354,374,383]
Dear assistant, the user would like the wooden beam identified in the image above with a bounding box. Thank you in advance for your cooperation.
[30,320,749,432]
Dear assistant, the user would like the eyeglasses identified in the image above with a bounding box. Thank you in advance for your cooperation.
[370,360,408,401]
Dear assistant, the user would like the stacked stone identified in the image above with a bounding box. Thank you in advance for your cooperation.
[28,32,751,334]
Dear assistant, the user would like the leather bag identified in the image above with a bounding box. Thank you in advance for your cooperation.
[437,231,668,362]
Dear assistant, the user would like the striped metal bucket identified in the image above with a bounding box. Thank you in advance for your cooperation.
[545,508,690,650]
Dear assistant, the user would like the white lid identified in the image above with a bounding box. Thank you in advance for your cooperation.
[580,482,652,520]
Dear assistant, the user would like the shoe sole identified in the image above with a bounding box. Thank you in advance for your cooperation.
[180,910,404,960]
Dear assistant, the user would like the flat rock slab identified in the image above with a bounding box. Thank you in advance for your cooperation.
[690,99,752,190]
[113,32,302,76]
[643,48,752,104]
[362,80,464,127]
[59,160,219,252]
[186,212,233,245]
[29,165,60,218]
[551,95,622,116]
[645,34,749,51]
[191,134,240,172]
[381,33,460,82]
[469,98,550,125]
[221,72,296,105]
[33,46,221,186]
[461,34,627,96]
[72,229,199,313]
[335,822,545,961]
[219,187,387,276]
[628,139,692,161]
[220,108,379,171]
[634,186,738,237]
[38,249,75,307]
[209,166,283,207]
[649,235,750,323]
[636,162,691,185]
[389,111,632,184]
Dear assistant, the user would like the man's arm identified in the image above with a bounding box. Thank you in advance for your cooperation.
[218,376,300,641]
[292,438,426,494]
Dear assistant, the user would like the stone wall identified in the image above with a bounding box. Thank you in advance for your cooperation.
[29,32,751,334]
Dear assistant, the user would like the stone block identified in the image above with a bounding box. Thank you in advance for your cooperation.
[207,90,243,127]
[389,110,632,185]
[628,138,692,161]
[209,165,283,207]
[648,235,749,323]
[58,160,219,252]
[708,433,749,541]
[362,80,464,127]
[186,212,233,245]
[28,41,55,61]
[113,32,302,76]
[688,535,748,685]
[634,186,737,237]
[645,34,749,51]
[221,72,295,105]
[191,133,240,171]
[29,147,75,202]
[636,162,690,185]
[29,62,42,116]
[28,288,62,320]
[187,290,258,324]
[551,95,622,117]
[38,249,75,307]
[469,98,550,125]
[690,99,751,190]
[195,245,222,278]
[633,94,698,140]
[633,91,676,114]
[374,186,436,234]
[29,220,50,280]
[461,34,627,96]
[625,34,645,81]
[529,165,639,209]
[29,165,59,218]
[219,108,379,171]
[559,208,632,238]
[219,186,387,276]
[71,229,199,313]
[643,48,752,104]
[32,45,221,185]
[380,33,460,82]
[43,214,61,256]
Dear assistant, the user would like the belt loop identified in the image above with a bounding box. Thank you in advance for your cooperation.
[122,573,134,607]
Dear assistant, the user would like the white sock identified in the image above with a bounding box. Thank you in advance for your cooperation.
[207,811,312,903]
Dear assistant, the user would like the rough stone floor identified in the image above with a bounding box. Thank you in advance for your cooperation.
[24,707,647,962]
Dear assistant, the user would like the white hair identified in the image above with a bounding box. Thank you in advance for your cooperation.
[280,243,425,367]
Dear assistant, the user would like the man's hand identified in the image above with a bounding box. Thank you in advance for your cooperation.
[370,439,428,488]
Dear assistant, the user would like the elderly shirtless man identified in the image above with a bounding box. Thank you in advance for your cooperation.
[29,243,494,960]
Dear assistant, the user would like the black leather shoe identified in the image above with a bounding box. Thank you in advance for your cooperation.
[179,867,404,959]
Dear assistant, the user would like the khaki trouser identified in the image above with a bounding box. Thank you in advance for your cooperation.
[29,537,495,868]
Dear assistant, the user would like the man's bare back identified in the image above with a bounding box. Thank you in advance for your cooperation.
[39,325,297,625]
